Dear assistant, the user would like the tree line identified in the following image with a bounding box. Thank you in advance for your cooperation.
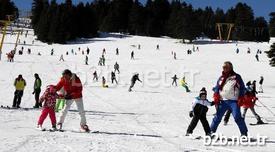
[27,0,275,43]
[0,0,18,20]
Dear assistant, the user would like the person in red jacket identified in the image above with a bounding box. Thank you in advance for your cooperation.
[55,69,89,132]
[242,83,264,124]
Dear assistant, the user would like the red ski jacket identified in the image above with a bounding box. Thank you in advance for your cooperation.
[56,74,83,99]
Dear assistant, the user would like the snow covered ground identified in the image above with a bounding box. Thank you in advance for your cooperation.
[0,29,275,152]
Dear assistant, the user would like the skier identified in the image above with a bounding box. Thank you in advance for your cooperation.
[103,48,106,55]
[211,61,248,136]
[111,71,118,84]
[131,51,134,60]
[156,44,159,50]
[180,77,190,92]
[114,62,120,74]
[36,85,58,131]
[196,46,199,52]
[55,69,90,132]
[85,55,88,65]
[236,48,239,54]
[171,74,178,86]
[116,48,119,55]
[93,71,98,81]
[59,54,64,61]
[241,82,264,124]
[174,52,177,60]
[33,73,42,108]
[51,49,54,56]
[258,76,264,93]
[98,57,102,66]
[102,76,108,88]
[247,47,251,54]
[86,47,90,55]
[255,54,259,62]
[186,88,214,136]
[28,48,31,54]
[12,75,26,108]
[138,44,141,50]
[128,73,142,92]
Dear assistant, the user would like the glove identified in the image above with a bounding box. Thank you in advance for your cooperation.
[189,111,194,118]
[32,91,35,94]
[64,94,72,100]
[237,96,244,107]
[210,101,215,106]
[213,92,220,105]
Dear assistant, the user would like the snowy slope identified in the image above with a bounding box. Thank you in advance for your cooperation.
[0,29,275,152]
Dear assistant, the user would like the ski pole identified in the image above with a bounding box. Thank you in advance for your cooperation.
[257,99,275,117]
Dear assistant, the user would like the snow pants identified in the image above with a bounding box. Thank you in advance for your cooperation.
[242,107,261,121]
[58,98,87,126]
[211,100,248,135]
[38,107,56,126]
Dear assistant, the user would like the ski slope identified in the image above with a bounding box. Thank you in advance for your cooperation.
[0,29,275,152]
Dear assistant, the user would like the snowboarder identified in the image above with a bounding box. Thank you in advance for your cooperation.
[59,54,64,61]
[241,83,264,124]
[85,55,88,65]
[93,71,98,81]
[116,48,119,55]
[171,74,178,86]
[111,71,118,84]
[114,62,120,74]
[211,61,248,136]
[128,73,142,92]
[12,75,26,108]
[55,69,90,132]
[180,77,190,92]
[131,51,134,60]
[255,54,259,62]
[37,85,58,131]
[102,76,108,88]
[186,88,214,136]
[258,76,264,93]
[33,73,42,108]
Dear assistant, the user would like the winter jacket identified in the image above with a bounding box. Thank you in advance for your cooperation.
[131,74,141,83]
[40,88,58,108]
[14,78,26,91]
[242,87,257,108]
[213,73,245,101]
[55,74,83,99]
[34,78,42,91]
[191,97,213,111]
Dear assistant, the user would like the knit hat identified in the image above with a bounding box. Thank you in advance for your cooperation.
[199,87,207,97]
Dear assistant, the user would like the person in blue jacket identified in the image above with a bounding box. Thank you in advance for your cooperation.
[211,61,248,136]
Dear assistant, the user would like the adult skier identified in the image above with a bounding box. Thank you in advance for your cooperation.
[33,73,42,108]
[211,61,248,136]
[131,51,134,60]
[12,75,26,108]
[111,71,118,84]
[128,73,142,92]
[114,62,120,74]
[258,76,264,93]
[55,69,90,132]
[171,74,178,86]
[93,71,98,81]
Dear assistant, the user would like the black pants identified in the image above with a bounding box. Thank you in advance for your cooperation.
[112,78,118,84]
[129,81,136,91]
[187,105,211,135]
[13,90,24,108]
[172,80,177,86]
[114,68,120,73]
[34,89,41,108]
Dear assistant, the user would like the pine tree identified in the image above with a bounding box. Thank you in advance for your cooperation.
[0,0,18,20]
[266,43,275,66]
[128,0,145,35]
[269,12,275,37]
[254,17,270,42]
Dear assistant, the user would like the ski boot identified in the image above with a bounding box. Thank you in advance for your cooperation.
[257,119,264,124]
[80,124,90,133]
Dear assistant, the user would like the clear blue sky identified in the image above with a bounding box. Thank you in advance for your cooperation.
[12,0,275,20]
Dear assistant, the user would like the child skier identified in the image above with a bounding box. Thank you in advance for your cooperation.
[186,88,214,136]
[37,85,58,131]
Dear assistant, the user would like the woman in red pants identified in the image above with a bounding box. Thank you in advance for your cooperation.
[37,85,58,131]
